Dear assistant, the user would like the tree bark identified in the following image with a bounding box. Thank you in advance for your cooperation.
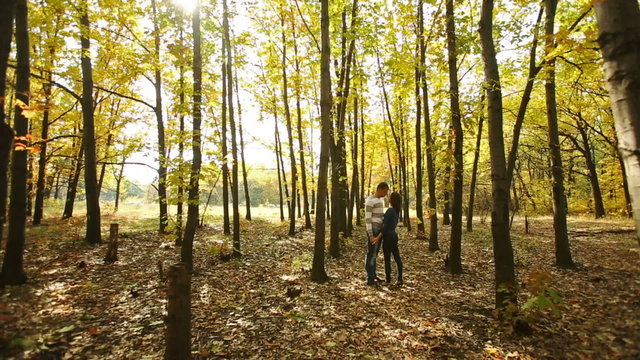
[223,0,240,258]
[280,10,297,236]
[235,77,251,221]
[0,0,28,285]
[33,54,54,225]
[414,0,425,236]
[151,0,169,234]
[311,0,331,283]
[479,0,517,309]
[182,1,202,273]
[80,1,102,244]
[164,263,191,360]
[445,0,464,275]
[221,49,230,235]
[104,223,118,263]
[467,95,484,232]
[593,0,640,242]
[544,0,574,267]
[62,133,83,219]
[0,0,15,244]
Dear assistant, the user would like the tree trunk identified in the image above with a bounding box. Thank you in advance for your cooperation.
[593,0,640,242]
[467,95,484,232]
[311,0,331,283]
[33,62,54,225]
[62,134,83,219]
[175,26,186,246]
[274,113,285,222]
[104,223,118,263]
[181,1,202,273]
[223,0,240,258]
[479,0,517,310]
[80,1,102,244]
[0,0,14,239]
[544,0,574,268]
[152,0,168,234]
[221,51,230,235]
[0,0,28,285]
[280,11,297,236]
[414,0,425,236]
[445,0,464,275]
[575,118,606,218]
[293,27,312,230]
[164,263,191,360]
[114,155,125,212]
[419,1,439,251]
[235,77,251,221]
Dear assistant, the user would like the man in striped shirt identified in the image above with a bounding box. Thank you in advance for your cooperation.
[364,182,389,285]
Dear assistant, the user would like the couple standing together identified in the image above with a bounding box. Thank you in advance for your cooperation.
[364,182,403,286]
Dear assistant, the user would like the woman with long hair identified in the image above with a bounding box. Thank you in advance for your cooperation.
[374,191,403,285]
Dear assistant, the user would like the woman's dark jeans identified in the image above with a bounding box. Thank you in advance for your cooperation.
[383,234,403,282]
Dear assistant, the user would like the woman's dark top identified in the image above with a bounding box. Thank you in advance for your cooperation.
[380,207,399,240]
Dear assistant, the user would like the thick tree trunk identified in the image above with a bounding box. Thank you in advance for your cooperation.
[311,0,331,283]
[80,2,101,244]
[544,0,574,267]
[594,0,640,242]
[181,1,202,273]
[1,0,28,285]
[445,0,464,275]
[164,263,191,360]
[479,0,517,309]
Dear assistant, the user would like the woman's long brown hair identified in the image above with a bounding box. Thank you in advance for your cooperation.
[389,191,402,212]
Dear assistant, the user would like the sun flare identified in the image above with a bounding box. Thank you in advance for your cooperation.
[172,0,197,13]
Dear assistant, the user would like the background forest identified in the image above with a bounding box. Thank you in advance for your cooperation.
[1,0,639,358]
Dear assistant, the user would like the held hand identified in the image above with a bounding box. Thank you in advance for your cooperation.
[369,235,376,244]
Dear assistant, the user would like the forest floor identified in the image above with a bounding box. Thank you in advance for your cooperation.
[0,213,639,359]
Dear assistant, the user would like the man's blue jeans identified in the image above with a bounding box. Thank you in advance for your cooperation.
[365,231,381,282]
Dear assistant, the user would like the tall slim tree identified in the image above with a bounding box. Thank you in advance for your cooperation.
[467,95,484,232]
[593,0,640,243]
[151,0,169,234]
[0,0,29,285]
[80,0,101,244]
[182,0,203,273]
[280,8,297,236]
[311,0,331,283]
[478,0,517,309]
[544,0,574,268]
[223,0,240,258]
[445,0,464,274]
[414,0,425,236]
[420,0,438,251]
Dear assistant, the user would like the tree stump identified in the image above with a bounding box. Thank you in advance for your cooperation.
[165,263,191,360]
[103,223,118,263]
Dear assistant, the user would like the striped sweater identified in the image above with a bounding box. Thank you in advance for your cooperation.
[364,195,385,235]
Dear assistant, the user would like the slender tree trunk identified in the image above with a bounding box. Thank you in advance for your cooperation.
[467,95,484,232]
[114,155,125,212]
[33,66,53,225]
[223,0,240,257]
[152,0,169,234]
[235,77,251,221]
[80,2,101,244]
[275,112,285,222]
[293,28,311,229]
[311,0,331,283]
[479,0,517,309]
[593,0,640,242]
[275,118,291,220]
[175,25,186,246]
[281,11,297,236]
[182,1,202,273]
[544,0,574,268]
[575,118,606,218]
[445,0,463,274]
[221,49,230,235]
[0,0,28,285]
[415,1,425,236]
[421,17,439,249]
[62,134,83,219]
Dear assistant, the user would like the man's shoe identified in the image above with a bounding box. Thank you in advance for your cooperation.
[397,279,404,286]
[367,280,378,286]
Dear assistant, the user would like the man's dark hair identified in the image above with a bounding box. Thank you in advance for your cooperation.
[376,182,389,190]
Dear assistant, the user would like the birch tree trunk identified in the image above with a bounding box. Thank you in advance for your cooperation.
[593,0,640,243]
